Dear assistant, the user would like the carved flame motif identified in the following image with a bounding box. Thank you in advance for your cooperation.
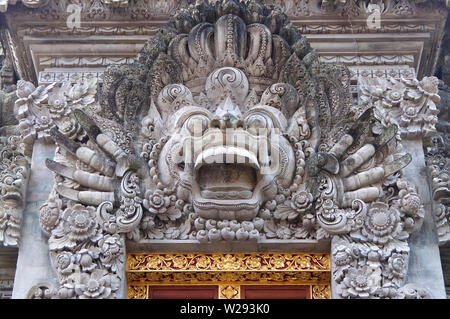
[16,0,438,299]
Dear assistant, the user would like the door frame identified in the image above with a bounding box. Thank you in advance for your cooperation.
[126,252,331,299]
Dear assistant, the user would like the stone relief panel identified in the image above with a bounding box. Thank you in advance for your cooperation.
[0,134,28,247]
[0,55,28,248]
[9,0,440,298]
[426,66,450,246]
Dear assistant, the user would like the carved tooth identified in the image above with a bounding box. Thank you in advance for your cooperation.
[343,167,385,192]
[340,144,376,178]
[46,159,115,192]
[195,146,260,170]
[342,187,380,207]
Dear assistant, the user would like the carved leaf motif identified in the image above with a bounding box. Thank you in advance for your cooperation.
[178,218,191,240]
[316,227,331,240]
[263,219,278,239]
[273,203,298,221]
[294,226,309,239]
[145,225,165,240]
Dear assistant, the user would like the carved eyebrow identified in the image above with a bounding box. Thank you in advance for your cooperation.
[172,107,213,128]
[243,106,288,130]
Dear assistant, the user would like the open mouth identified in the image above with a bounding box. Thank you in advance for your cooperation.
[2,186,22,201]
[191,144,266,221]
[197,163,258,200]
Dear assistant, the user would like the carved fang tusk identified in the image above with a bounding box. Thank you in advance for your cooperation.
[46,159,115,192]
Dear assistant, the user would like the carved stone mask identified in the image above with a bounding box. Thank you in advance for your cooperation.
[156,66,296,221]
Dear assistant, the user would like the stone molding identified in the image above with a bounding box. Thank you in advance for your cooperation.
[0,0,447,84]
[426,81,450,246]
[2,0,448,14]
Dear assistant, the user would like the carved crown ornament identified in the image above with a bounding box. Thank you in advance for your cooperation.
[12,0,440,299]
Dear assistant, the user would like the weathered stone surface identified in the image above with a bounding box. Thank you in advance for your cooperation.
[0,0,446,299]
[11,141,57,299]
[4,0,441,299]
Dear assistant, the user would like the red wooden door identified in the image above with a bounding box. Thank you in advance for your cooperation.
[148,285,219,299]
[240,285,310,299]
[146,285,311,299]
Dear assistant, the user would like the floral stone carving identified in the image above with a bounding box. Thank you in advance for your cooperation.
[15,0,439,298]
[359,76,440,146]
[0,134,29,246]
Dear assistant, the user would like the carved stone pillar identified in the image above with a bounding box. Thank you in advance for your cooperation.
[12,140,58,299]
[401,139,446,298]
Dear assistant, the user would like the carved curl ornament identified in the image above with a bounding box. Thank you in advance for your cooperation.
[14,0,439,298]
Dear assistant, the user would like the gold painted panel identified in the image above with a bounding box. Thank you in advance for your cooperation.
[127,253,331,300]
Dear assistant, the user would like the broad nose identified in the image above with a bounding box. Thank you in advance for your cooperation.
[209,115,245,130]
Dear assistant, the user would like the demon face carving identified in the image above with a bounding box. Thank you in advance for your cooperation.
[156,67,297,221]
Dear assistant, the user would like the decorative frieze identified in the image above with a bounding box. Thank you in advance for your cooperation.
[127,253,330,272]
[126,252,331,300]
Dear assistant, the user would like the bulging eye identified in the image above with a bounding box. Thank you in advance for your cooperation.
[2,176,14,185]
[186,115,209,135]
[246,114,270,135]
